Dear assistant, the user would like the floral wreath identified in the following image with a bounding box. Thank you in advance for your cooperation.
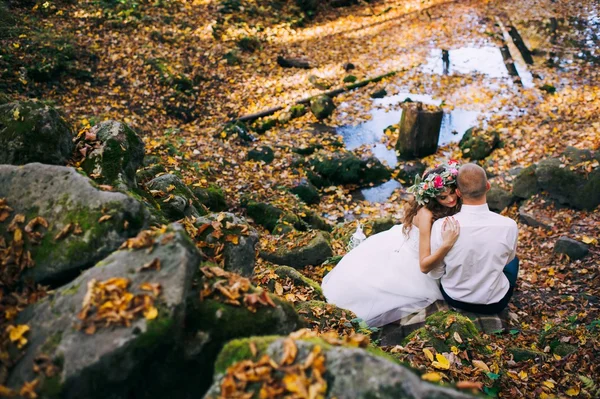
[406,160,460,206]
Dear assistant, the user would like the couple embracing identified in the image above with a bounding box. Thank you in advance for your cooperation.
[321,162,519,327]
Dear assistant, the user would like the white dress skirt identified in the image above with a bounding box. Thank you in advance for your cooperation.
[321,225,443,327]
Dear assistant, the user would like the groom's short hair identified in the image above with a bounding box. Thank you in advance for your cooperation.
[457,164,487,199]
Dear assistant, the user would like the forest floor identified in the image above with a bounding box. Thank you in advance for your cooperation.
[2,0,600,397]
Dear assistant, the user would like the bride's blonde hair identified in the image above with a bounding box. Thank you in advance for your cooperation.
[401,166,461,235]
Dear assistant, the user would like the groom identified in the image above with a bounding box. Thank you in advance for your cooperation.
[429,163,519,314]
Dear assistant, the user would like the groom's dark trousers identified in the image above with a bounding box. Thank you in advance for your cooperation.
[440,256,519,314]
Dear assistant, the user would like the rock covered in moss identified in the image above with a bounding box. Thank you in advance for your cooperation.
[146,174,207,220]
[290,180,320,205]
[298,207,332,232]
[0,101,74,165]
[242,199,306,233]
[136,162,166,184]
[403,311,486,353]
[309,95,335,120]
[508,347,548,362]
[247,145,275,164]
[0,163,147,286]
[536,157,600,210]
[193,213,258,277]
[554,236,589,260]
[192,185,228,212]
[7,224,200,398]
[395,160,426,186]
[539,325,579,357]
[309,152,391,187]
[219,121,256,142]
[308,75,333,90]
[207,336,477,399]
[459,127,500,160]
[487,186,516,212]
[260,231,333,268]
[80,120,145,190]
[512,164,538,199]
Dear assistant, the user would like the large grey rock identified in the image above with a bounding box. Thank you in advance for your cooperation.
[290,180,320,205]
[512,164,538,199]
[554,236,589,260]
[7,224,200,398]
[487,186,516,212]
[260,231,333,268]
[0,163,147,285]
[536,158,600,210]
[80,120,145,190]
[206,337,477,399]
[193,213,258,278]
[146,174,207,221]
[0,101,74,165]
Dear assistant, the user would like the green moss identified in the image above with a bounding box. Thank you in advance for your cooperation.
[135,306,175,350]
[40,331,63,354]
[343,75,357,83]
[508,347,548,362]
[40,375,63,398]
[214,336,279,374]
[62,283,81,296]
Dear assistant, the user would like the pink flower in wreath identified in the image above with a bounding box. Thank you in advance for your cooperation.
[423,184,429,190]
[433,175,444,188]
[450,168,458,176]
[448,159,459,166]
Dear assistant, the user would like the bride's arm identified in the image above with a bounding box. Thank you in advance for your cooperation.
[416,210,460,273]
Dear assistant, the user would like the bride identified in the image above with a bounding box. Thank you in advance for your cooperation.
[321,161,462,327]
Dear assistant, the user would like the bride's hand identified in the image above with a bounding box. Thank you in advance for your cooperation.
[441,217,460,248]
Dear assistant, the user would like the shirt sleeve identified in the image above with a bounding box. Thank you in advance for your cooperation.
[507,222,518,262]
[427,219,445,279]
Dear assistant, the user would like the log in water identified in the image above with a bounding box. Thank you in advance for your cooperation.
[395,102,443,160]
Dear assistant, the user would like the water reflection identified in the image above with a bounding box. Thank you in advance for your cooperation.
[422,47,509,78]
[354,179,402,203]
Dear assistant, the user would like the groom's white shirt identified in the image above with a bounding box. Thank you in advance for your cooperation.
[429,204,518,304]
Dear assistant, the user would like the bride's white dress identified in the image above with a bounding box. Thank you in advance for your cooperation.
[321,225,443,327]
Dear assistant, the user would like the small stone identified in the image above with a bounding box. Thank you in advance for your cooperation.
[554,237,589,260]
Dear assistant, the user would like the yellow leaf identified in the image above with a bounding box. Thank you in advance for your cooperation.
[7,324,29,343]
[423,348,434,362]
[472,360,490,372]
[13,109,20,120]
[274,282,283,296]
[553,354,562,360]
[518,370,528,380]
[144,306,158,320]
[566,386,580,396]
[432,353,450,370]
[451,346,459,355]
[539,393,551,399]
[421,372,443,382]
[543,380,555,389]
[581,236,597,245]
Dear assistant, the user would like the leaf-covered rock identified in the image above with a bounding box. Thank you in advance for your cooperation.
[0,101,74,166]
[309,94,336,120]
[0,163,147,286]
[290,180,320,205]
[459,127,500,161]
[260,231,333,268]
[247,145,275,164]
[487,186,516,212]
[146,174,207,221]
[512,164,538,199]
[80,120,145,190]
[309,152,391,187]
[554,236,589,260]
[6,224,200,398]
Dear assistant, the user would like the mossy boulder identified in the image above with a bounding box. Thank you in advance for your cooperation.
[146,174,207,220]
[487,186,516,212]
[0,163,147,286]
[295,300,356,329]
[260,231,333,268]
[512,164,538,199]
[247,145,275,164]
[403,311,486,353]
[136,163,166,184]
[80,120,145,190]
[207,336,478,399]
[343,74,358,83]
[536,157,600,210]
[459,128,500,160]
[7,224,200,399]
[554,236,589,260]
[298,207,332,232]
[309,152,391,187]
[290,180,320,205]
[268,266,325,300]
[309,95,336,120]
[333,217,396,243]
[243,200,305,233]
[193,213,258,278]
[0,101,74,165]
[218,121,256,142]
[539,326,579,357]
[371,88,387,99]
[192,185,228,212]
[290,104,308,119]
